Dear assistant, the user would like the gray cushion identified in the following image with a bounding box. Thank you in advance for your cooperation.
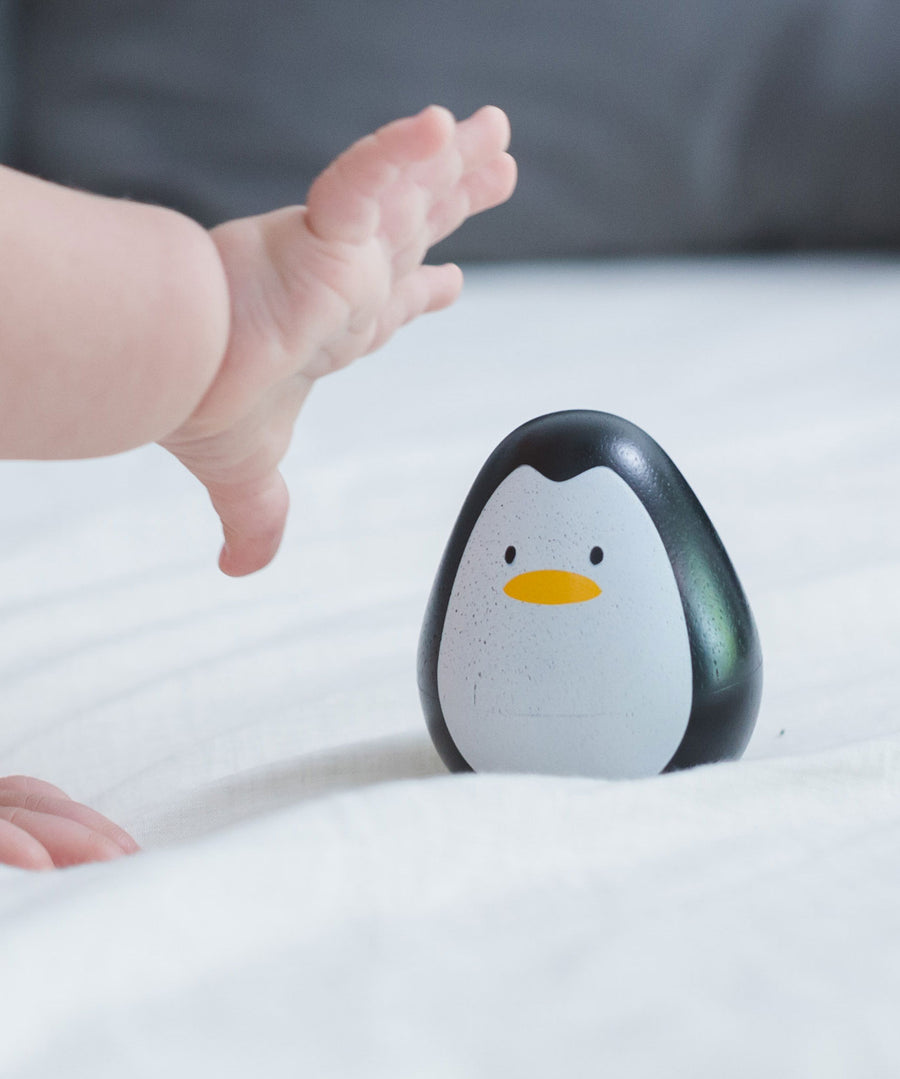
[8,1,900,259]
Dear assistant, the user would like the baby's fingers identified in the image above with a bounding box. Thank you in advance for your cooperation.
[208,469,290,577]
[307,105,456,244]
[0,807,127,869]
[0,818,53,870]
[0,774,71,800]
[368,263,464,354]
[0,780,140,867]
[427,152,518,250]
[0,790,139,855]
[455,105,512,169]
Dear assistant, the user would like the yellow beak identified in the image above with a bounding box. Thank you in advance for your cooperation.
[503,569,601,606]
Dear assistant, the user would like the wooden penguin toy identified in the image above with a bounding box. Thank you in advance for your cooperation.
[418,411,762,778]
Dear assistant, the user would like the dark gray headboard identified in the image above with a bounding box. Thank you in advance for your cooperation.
[7,2,900,259]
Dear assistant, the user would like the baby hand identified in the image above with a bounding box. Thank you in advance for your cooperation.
[161,106,516,576]
[0,776,140,870]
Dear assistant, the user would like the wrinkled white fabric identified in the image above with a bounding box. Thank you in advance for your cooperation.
[0,258,898,1077]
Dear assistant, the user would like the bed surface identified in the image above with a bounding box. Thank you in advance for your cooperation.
[1,256,899,1076]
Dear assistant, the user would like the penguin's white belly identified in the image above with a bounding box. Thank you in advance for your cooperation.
[436,465,693,779]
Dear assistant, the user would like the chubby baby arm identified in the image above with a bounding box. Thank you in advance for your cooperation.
[0,164,231,459]
[0,106,514,576]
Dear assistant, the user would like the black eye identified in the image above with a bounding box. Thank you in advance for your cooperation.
[590,546,604,565]
[504,545,516,564]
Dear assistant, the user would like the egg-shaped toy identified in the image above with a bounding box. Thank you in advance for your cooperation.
[417,410,762,778]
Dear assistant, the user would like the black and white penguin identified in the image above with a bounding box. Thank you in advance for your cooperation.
[418,411,762,778]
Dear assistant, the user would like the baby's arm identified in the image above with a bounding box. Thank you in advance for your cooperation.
[0,163,231,459]
[1,105,516,576]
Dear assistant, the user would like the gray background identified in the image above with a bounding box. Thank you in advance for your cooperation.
[1,1,899,259]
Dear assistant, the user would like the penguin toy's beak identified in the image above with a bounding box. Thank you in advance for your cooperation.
[503,569,601,605]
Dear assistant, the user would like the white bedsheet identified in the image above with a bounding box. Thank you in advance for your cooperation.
[0,257,898,1077]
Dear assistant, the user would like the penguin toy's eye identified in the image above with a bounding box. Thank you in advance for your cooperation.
[590,546,604,565]
[504,545,517,565]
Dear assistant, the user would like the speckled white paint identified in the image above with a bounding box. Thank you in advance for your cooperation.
[437,465,692,777]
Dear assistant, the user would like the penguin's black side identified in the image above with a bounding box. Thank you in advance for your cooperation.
[417,410,763,775]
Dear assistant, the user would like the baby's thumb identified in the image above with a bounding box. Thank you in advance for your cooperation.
[205,470,290,577]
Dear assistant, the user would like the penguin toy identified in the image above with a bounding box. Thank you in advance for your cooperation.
[418,410,762,778]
